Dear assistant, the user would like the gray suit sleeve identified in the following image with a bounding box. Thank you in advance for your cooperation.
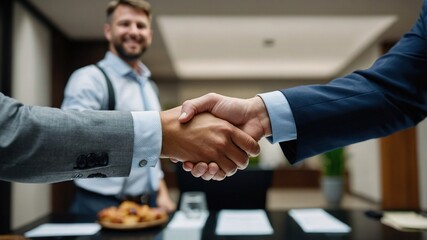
[0,93,134,183]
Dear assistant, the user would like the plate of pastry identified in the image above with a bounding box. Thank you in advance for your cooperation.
[98,201,169,230]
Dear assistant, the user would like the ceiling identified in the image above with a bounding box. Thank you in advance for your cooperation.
[27,0,422,80]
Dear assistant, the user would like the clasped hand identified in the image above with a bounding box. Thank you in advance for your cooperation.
[164,93,271,180]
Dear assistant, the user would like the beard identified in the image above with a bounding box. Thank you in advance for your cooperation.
[114,42,147,61]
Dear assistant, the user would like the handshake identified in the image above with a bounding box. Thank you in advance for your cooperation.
[160,93,272,181]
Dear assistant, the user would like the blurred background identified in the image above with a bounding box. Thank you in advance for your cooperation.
[1,0,427,233]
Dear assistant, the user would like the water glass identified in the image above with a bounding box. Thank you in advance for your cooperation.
[180,191,207,219]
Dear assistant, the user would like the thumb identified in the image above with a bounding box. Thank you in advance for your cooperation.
[178,93,220,123]
[178,109,194,123]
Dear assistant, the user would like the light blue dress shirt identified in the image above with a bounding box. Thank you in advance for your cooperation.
[62,52,163,196]
[258,91,297,143]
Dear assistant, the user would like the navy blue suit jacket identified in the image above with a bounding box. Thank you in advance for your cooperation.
[280,1,427,163]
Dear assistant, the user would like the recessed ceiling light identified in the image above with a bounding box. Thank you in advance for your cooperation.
[263,38,275,47]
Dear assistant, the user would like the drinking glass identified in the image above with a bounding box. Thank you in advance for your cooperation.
[179,191,207,219]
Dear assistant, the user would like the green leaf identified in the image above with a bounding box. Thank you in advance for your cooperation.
[322,148,346,176]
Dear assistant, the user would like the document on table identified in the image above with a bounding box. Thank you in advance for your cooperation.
[215,209,274,235]
[163,211,209,240]
[166,210,209,229]
[24,223,101,238]
[381,211,427,231]
[289,208,351,233]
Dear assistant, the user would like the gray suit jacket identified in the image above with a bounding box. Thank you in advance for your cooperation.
[0,93,134,183]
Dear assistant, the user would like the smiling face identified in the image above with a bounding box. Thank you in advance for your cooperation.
[104,4,153,64]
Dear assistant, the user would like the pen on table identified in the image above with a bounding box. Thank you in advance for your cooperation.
[364,210,383,220]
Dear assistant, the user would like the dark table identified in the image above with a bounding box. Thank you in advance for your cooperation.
[15,210,427,240]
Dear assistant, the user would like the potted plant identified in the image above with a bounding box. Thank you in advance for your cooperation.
[321,147,346,208]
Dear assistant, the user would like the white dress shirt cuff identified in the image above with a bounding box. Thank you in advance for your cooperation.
[258,91,297,143]
[131,111,162,168]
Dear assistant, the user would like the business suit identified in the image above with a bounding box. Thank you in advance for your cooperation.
[0,92,134,183]
[280,0,427,163]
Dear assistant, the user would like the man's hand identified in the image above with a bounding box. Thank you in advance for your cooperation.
[178,93,272,180]
[179,93,271,140]
[156,180,177,213]
[160,106,260,177]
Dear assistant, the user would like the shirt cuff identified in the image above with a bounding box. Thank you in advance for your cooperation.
[258,91,297,143]
[131,111,162,168]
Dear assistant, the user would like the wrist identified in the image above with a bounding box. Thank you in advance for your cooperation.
[251,96,272,136]
[159,108,180,158]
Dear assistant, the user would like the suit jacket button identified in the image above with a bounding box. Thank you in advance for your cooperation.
[76,155,87,169]
[138,160,147,167]
[86,153,96,168]
[97,152,109,166]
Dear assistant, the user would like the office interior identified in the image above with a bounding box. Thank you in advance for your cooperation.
[1,0,427,233]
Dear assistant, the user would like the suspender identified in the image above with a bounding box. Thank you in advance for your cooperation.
[93,63,156,203]
[94,64,129,197]
[94,64,115,110]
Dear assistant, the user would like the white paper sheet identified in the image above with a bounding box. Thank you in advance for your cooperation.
[167,211,209,229]
[381,211,427,231]
[163,211,209,240]
[24,223,101,238]
[215,209,274,235]
[289,208,351,233]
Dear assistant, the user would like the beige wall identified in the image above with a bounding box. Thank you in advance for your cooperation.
[11,2,52,229]
[417,119,427,209]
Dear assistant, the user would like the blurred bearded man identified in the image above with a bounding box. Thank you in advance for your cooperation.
[61,0,176,216]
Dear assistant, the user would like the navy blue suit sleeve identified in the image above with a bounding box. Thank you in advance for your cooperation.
[280,1,427,163]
